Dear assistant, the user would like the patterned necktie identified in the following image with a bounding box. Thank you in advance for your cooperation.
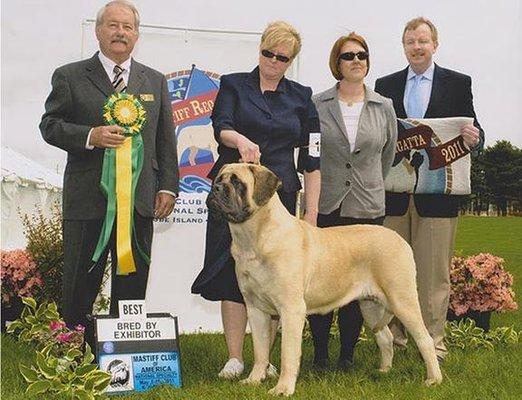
[407,74,424,119]
[112,65,127,93]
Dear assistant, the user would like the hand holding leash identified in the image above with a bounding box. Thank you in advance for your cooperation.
[236,134,261,164]
[219,129,261,164]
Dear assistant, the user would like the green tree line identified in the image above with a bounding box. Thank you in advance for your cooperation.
[466,140,522,216]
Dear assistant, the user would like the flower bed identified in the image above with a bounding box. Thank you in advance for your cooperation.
[450,253,518,316]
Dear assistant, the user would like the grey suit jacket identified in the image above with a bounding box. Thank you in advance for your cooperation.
[40,53,179,220]
[313,85,397,219]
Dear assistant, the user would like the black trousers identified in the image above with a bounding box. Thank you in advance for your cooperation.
[62,211,153,349]
[308,208,384,363]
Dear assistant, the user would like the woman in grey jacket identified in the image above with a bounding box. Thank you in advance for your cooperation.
[308,32,397,370]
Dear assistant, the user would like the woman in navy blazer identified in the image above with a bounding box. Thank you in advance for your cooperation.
[191,21,321,379]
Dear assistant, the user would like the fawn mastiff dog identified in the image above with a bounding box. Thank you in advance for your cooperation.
[207,163,442,396]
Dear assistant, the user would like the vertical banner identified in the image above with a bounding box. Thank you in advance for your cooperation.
[168,66,220,196]
[147,66,223,332]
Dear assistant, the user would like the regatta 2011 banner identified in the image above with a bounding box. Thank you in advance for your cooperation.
[384,117,473,195]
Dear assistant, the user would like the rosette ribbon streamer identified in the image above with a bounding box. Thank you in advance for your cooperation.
[92,93,149,275]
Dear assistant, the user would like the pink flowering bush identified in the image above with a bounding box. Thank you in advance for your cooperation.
[7,298,84,357]
[1,249,43,304]
[450,253,518,316]
[9,298,109,398]
[40,320,85,357]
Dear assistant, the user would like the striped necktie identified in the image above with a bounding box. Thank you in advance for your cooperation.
[112,65,127,93]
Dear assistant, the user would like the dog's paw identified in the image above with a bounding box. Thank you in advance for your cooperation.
[424,376,442,386]
[268,381,295,397]
[240,377,263,386]
[240,365,268,385]
[378,365,391,373]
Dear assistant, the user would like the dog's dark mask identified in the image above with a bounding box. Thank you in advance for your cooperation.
[206,164,281,224]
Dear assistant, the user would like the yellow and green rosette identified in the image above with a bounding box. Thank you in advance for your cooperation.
[103,93,147,136]
[92,93,150,276]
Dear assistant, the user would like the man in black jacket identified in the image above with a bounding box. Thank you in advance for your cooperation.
[375,17,484,361]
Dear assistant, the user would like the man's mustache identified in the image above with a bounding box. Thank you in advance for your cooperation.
[111,37,128,44]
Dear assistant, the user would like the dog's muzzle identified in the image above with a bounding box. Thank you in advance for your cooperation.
[207,181,252,224]
[206,186,225,216]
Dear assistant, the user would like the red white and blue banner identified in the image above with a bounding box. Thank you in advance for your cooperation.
[168,66,220,194]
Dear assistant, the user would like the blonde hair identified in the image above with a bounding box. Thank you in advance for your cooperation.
[329,32,370,81]
[260,21,302,59]
[402,17,438,44]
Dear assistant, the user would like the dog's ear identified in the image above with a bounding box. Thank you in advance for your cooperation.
[215,163,231,180]
[249,165,281,206]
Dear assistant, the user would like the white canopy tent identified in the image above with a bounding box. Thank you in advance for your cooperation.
[1,146,62,250]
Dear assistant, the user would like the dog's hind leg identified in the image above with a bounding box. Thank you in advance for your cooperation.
[387,292,442,386]
[242,305,272,385]
[268,302,306,397]
[360,300,394,373]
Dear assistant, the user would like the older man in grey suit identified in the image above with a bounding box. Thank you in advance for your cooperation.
[40,0,179,348]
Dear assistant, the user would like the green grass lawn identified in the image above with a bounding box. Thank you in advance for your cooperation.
[454,216,522,327]
[2,216,521,399]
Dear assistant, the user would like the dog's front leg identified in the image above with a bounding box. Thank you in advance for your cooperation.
[241,304,271,386]
[268,303,306,397]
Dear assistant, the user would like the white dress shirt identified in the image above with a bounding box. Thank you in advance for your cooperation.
[98,51,131,87]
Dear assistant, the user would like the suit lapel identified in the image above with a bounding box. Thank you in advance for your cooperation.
[244,68,271,114]
[248,91,271,114]
[392,67,408,118]
[425,64,446,118]
[324,87,350,146]
[127,59,145,94]
[85,53,114,97]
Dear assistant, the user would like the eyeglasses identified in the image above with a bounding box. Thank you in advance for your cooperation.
[261,49,291,63]
[339,51,369,61]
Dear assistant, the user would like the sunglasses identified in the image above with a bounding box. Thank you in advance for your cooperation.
[261,49,291,63]
[339,51,369,61]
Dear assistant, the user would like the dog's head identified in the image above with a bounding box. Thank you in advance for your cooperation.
[206,163,282,223]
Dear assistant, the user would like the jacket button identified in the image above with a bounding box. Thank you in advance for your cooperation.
[266,114,272,119]
[345,162,351,169]
[345,180,351,187]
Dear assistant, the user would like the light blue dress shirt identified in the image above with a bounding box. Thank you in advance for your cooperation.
[403,63,434,118]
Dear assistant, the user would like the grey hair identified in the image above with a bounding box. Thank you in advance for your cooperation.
[96,0,140,31]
